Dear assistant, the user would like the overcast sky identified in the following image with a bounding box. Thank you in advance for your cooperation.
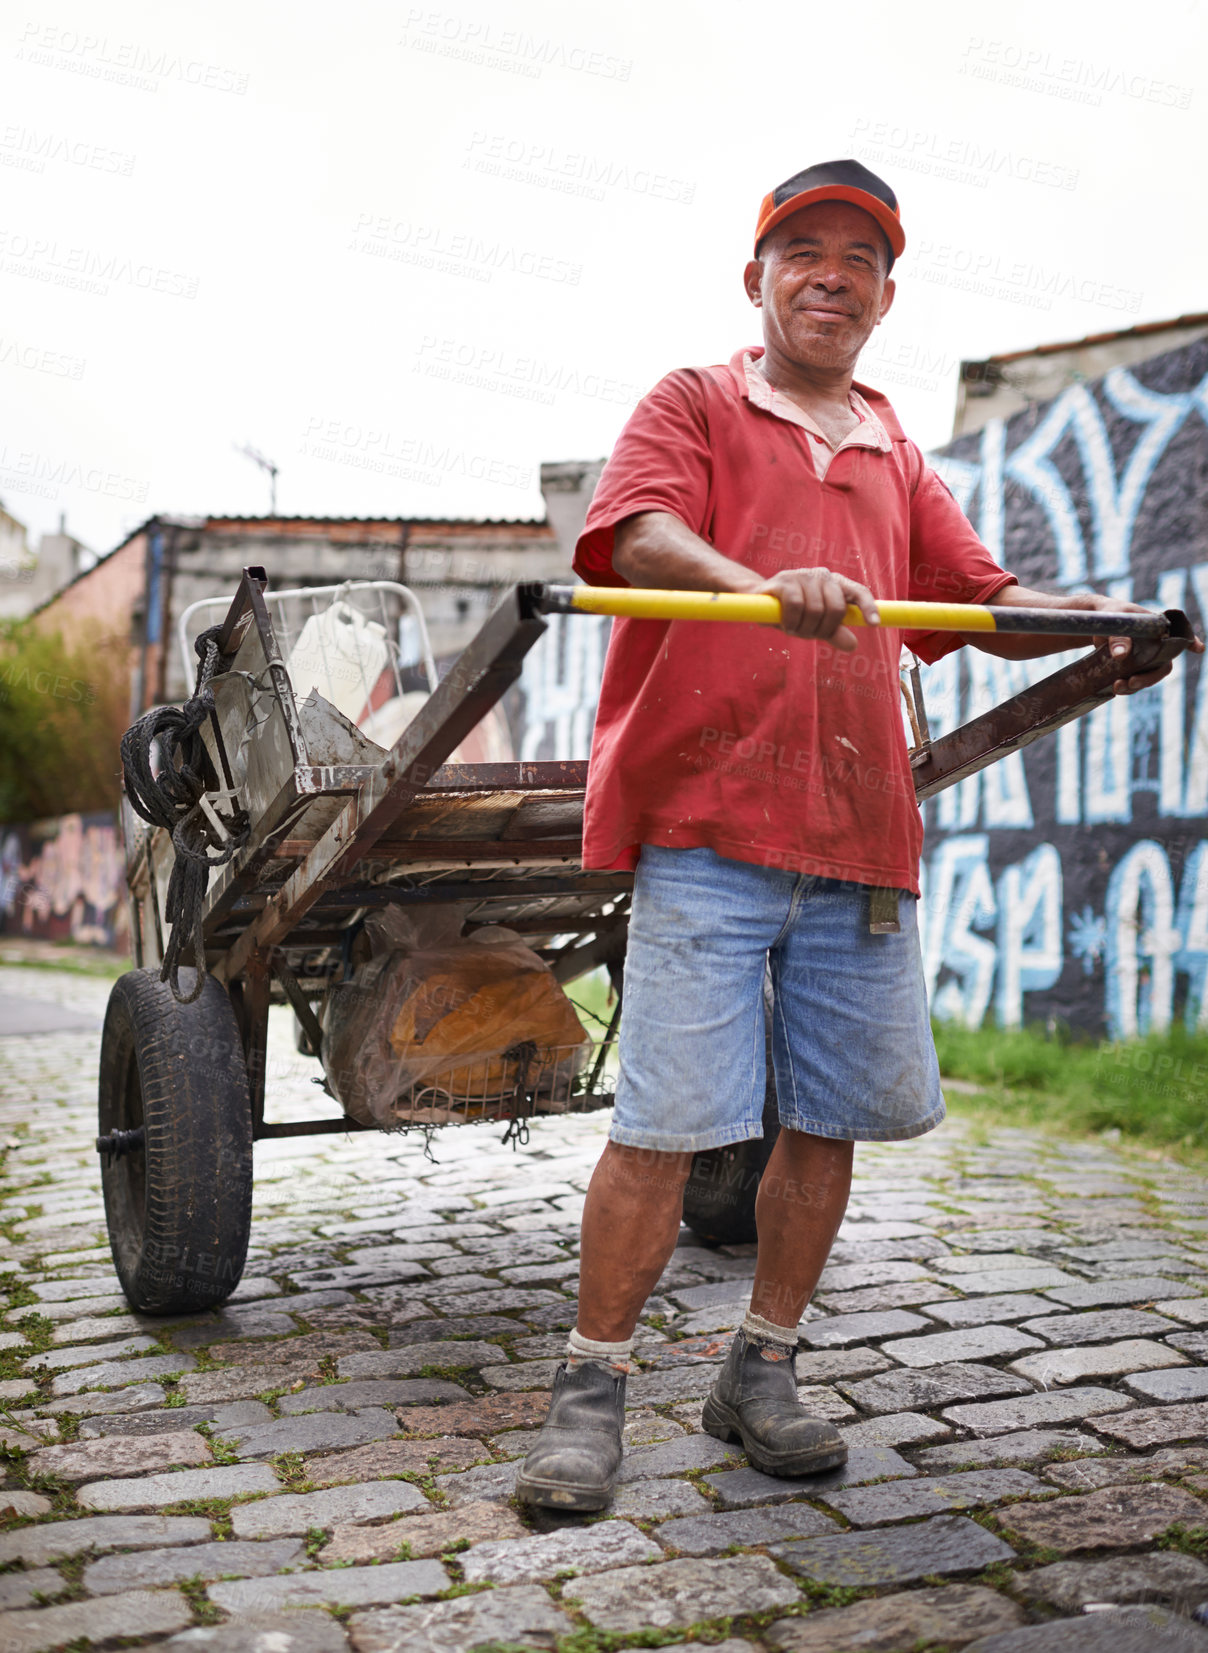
[3,0,1205,557]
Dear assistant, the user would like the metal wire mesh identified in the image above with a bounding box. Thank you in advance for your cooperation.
[177,581,438,720]
[388,1034,618,1127]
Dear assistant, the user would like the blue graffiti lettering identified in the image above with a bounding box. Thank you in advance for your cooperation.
[1174,843,1208,1033]
[1105,840,1181,1038]
[996,844,1063,1029]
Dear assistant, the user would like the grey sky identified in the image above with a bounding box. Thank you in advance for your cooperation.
[3,0,1204,555]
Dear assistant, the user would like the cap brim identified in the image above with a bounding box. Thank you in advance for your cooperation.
[755,186,905,260]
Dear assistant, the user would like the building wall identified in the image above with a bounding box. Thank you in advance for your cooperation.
[923,334,1208,1038]
[0,502,32,619]
[0,511,93,622]
[38,533,145,649]
[24,527,90,609]
[510,460,608,760]
[0,811,127,949]
[954,319,1208,437]
[33,515,565,708]
[164,518,565,700]
[539,459,605,561]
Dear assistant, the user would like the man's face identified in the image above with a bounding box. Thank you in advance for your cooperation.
[744,200,895,372]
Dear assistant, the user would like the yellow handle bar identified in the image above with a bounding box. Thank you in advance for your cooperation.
[537,586,1171,641]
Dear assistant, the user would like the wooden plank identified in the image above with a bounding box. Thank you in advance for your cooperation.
[230,872,632,912]
[304,838,584,862]
[464,909,627,936]
[498,795,584,839]
[382,792,527,841]
[267,791,585,855]
[291,761,591,795]
[422,760,588,791]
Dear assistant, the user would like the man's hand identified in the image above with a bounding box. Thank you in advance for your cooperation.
[756,567,880,652]
[1039,589,1202,694]
[970,583,1205,690]
[1076,591,1205,694]
[613,519,880,652]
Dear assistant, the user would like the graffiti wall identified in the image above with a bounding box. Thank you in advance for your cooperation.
[514,610,610,764]
[0,811,127,949]
[516,335,1208,1040]
[921,335,1208,1038]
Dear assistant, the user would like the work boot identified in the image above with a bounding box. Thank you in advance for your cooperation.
[515,1360,626,1511]
[702,1329,847,1477]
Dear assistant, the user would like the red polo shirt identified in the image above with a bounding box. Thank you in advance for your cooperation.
[573,347,1014,892]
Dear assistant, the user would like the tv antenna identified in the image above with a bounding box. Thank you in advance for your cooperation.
[233,441,279,515]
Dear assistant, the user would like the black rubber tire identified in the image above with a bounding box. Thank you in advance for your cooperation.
[681,985,781,1247]
[98,967,253,1315]
[680,1081,780,1247]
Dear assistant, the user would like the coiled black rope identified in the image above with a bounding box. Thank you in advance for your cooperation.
[120,626,250,1003]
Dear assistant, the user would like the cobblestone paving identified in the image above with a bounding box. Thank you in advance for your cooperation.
[4,964,1208,1649]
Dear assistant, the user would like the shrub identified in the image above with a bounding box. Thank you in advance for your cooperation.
[0,619,130,820]
[933,1017,1208,1156]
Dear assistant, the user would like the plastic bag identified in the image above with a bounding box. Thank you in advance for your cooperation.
[285,601,390,723]
[321,919,590,1128]
[357,691,429,750]
[357,693,514,766]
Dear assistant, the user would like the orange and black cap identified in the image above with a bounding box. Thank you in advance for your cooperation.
[754,159,904,270]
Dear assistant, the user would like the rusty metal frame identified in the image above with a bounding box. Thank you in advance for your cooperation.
[911,614,1195,799]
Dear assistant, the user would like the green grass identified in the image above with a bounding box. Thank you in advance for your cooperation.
[176,1573,223,1624]
[0,1310,52,1384]
[0,950,127,980]
[0,1274,39,1312]
[272,1451,308,1490]
[1158,1521,1208,1560]
[419,1362,485,1385]
[933,1018,1208,1158]
[565,968,619,1037]
[195,1424,241,1466]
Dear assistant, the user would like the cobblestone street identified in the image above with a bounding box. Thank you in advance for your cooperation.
[5,962,1208,1650]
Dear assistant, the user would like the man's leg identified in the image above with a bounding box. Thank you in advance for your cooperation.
[570,1132,851,1352]
[575,1142,694,1341]
[517,845,779,1511]
[704,878,945,1477]
[513,1142,694,1511]
[748,1129,853,1329]
[699,1127,852,1475]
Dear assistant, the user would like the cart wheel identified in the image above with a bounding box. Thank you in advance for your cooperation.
[681,1088,780,1247]
[97,968,253,1315]
[681,982,780,1247]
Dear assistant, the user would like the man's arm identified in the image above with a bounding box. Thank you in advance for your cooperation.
[612,510,879,652]
[963,581,1205,695]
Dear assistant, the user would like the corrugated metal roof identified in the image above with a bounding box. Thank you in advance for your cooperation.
[200,513,550,528]
[29,510,555,616]
[101,508,550,555]
[975,311,1208,368]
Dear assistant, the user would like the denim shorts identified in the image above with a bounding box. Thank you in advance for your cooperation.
[610,845,944,1153]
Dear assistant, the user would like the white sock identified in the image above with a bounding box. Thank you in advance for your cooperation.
[566,1327,634,1374]
[742,1309,798,1357]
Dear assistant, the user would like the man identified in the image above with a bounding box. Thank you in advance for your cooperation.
[516,159,1199,1511]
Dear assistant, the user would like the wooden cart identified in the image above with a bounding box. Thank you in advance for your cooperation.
[98,567,1194,1314]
